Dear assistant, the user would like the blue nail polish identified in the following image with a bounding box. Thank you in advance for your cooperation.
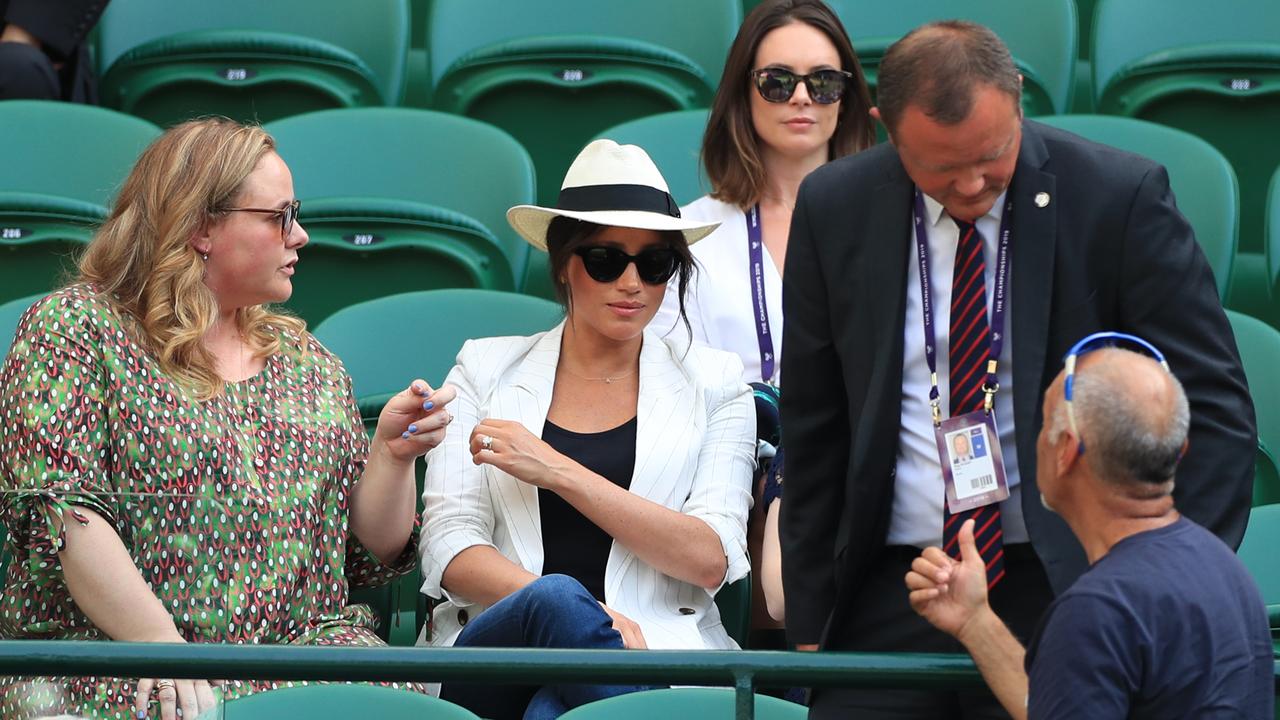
[423,400,434,411]
[401,431,411,440]
[408,424,418,433]
[138,710,148,719]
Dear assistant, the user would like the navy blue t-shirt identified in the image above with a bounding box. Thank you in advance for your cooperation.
[1025,517,1273,719]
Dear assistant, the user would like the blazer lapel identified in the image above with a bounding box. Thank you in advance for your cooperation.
[628,329,696,502]
[603,330,696,600]
[486,323,563,573]
[1009,122,1057,450]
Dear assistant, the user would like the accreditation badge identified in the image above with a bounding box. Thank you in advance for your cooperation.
[935,410,1010,513]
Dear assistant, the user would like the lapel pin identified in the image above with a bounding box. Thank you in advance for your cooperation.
[1034,192,1050,208]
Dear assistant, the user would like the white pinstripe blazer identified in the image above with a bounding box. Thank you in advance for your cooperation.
[418,322,755,650]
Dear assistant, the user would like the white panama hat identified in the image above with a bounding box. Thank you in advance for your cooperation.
[507,139,719,251]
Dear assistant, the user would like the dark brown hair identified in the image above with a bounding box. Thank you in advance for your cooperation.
[703,0,875,209]
[545,217,695,338]
[876,20,1022,135]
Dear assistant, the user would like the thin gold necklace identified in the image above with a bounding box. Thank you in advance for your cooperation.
[560,364,637,384]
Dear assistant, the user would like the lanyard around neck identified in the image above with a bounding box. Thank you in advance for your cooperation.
[745,205,777,384]
[911,189,1015,424]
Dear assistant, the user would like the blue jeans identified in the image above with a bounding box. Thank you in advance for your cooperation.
[439,574,657,720]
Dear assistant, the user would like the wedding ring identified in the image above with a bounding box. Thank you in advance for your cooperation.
[155,679,176,692]
[480,435,493,451]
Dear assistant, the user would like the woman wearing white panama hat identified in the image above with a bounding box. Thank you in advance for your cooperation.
[420,140,757,719]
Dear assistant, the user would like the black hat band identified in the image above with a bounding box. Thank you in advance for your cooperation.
[557,183,682,219]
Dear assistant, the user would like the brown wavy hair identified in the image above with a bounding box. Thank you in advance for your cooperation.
[77,118,305,401]
[703,0,875,208]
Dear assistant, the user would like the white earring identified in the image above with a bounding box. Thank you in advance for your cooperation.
[201,252,209,261]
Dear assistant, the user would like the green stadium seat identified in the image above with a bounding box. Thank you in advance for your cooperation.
[1093,0,1280,271]
[517,109,712,301]
[315,289,560,643]
[714,573,752,649]
[1039,115,1238,300]
[593,110,712,207]
[426,0,741,206]
[1227,310,1280,467]
[96,0,410,126]
[1256,444,1280,508]
[828,0,1077,117]
[311,289,562,421]
[210,684,480,719]
[265,109,537,326]
[349,570,425,648]
[1264,166,1280,326]
[0,102,159,304]
[558,688,807,719]
[1,293,44,353]
[1237,503,1280,631]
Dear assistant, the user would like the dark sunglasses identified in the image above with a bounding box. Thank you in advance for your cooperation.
[750,67,853,104]
[225,199,301,239]
[573,245,680,285]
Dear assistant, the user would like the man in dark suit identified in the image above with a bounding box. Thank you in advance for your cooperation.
[780,20,1255,718]
[0,0,110,102]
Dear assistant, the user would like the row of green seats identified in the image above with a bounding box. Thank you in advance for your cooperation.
[75,0,1280,285]
[91,0,743,208]
[3,98,1279,328]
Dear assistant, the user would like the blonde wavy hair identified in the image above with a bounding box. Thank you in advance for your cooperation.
[77,117,306,401]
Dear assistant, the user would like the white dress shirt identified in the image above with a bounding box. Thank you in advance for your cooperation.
[888,191,1029,548]
[651,196,784,386]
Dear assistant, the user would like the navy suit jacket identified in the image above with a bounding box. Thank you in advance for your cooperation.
[779,119,1256,646]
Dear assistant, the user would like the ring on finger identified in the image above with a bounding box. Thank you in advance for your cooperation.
[155,679,176,692]
[480,434,493,451]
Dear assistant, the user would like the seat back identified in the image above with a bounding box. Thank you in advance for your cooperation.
[1,293,45,356]
[96,0,410,125]
[266,109,537,325]
[1039,115,1238,299]
[311,290,563,416]
[0,102,159,302]
[1266,166,1280,324]
[1227,310,1280,465]
[427,0,741,206]
[214,684,480,718]
[1093,0,1280,256]
[558,688,807,719]
[1256,444,1280,508]
[593,110,712,207]
[828,0,1077,117]
[714,573,752,649]
[1237,504,1280,630]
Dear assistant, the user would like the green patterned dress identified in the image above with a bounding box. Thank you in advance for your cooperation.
[0,285,421,719]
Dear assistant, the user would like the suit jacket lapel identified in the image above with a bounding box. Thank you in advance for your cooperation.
[1009,122,1057,455]
[487,323,562,573]
[835,166,913,559]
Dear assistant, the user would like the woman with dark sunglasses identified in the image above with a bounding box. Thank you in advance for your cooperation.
[420,139,756,719]
[651,0,873,655]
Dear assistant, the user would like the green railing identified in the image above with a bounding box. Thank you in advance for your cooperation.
[0,641,982,719]
[0,641,1275,719]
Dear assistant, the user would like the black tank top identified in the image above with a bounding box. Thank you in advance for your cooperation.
[537,416,638,602]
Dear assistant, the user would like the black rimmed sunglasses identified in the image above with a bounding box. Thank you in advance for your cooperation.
[573,245,680,285]
[750,67,853,104]
[225,199,302,239]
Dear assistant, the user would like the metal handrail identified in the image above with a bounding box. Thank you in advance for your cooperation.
[0,641,1275,719]
[0,641,984,719]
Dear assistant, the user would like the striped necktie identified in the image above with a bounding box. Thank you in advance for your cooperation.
[944,216,1005,589]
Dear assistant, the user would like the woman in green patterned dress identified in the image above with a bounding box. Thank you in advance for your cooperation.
[0,118,456,720]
